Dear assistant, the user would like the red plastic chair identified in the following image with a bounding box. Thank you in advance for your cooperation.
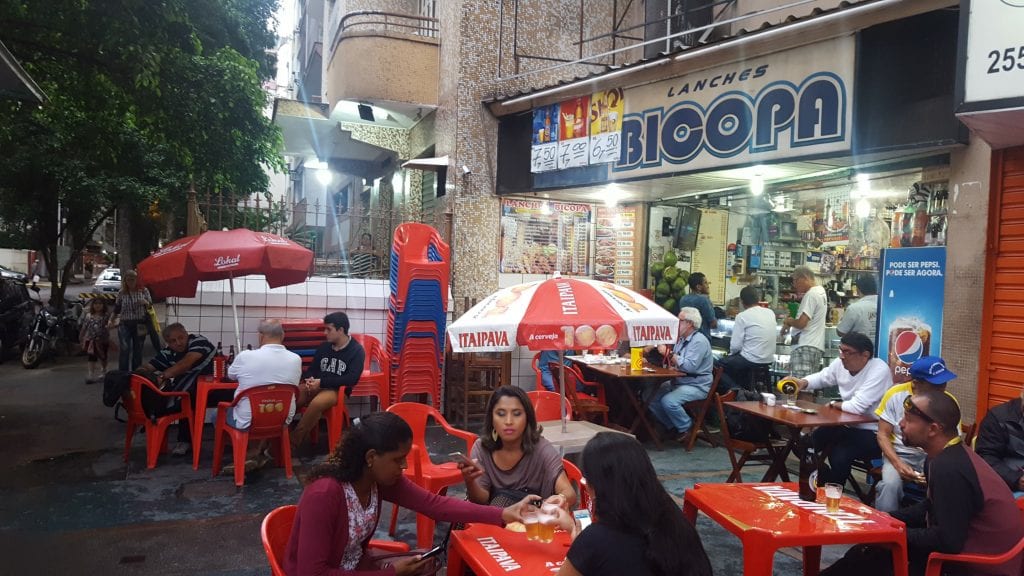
[386,402,477,548]
[924,498,1024,576]
[351,333,391,411]
[550,362,610,425]
[527,390,572,422]
[212,384,298,487]
[261,505,410,576]
[301,392,348,454]
[562,458,590,512]
[122,375,193,469]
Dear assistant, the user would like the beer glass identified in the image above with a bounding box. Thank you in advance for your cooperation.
[536,503,559,543]
[522,508,540,541]
[824,483,843,513]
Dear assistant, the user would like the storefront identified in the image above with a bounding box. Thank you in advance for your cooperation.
[490,8,963,387]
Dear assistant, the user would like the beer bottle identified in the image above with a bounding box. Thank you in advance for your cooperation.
[227,344,235,366]
[798,433,818,502]
[213,341,225,380]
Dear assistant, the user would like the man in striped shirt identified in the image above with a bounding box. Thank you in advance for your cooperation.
[139,323,217,455]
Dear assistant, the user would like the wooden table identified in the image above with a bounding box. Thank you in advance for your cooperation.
[724,399,876,482]
[539,420,635,455]
[571,359,682,450]
[684,482,908,576]
[192,376,238,470]
[446,522,570,576]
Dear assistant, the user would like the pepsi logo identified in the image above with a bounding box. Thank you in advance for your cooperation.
[894,330,924,364]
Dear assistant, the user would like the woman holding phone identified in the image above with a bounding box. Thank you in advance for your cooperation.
[284,412,535,576]
[551,433,713,576]
[458,386,576,510]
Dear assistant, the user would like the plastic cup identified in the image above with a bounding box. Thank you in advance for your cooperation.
[522,508,540,541]
[536,504,559,543]
[824,483,843,513]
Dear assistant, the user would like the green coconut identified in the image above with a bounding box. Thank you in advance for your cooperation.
[663,265,680,282]
[655,281,671,297]
[663,298,677,313]
[678,270,691,284]
[672,277,687,294]
[663,250,679,267]
[650,262,666,279]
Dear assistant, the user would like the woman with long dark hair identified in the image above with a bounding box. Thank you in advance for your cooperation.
[458,386,576,509]
[554,432,713,576]
[284,412,534,576]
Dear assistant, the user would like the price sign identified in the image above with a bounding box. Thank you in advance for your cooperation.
[556,138,589,170]
[531,142,558,173]
[589,131,621,164]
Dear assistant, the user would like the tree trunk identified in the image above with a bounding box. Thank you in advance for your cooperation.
[117,205,133,271]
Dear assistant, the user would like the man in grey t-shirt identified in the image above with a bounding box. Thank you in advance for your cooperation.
[838,274,878,347]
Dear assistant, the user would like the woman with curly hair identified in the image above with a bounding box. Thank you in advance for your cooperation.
[283,411,535,576]
[458,386,576,510]
[552,432,713,576]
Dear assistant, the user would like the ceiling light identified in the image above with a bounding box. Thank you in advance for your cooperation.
[749,174,765,196]
[855,198,871,218]
[540,201,552,215]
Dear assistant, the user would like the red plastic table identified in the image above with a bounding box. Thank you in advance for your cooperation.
[446,522,571,576]
[683,482,908,576]
[192,376,238,470]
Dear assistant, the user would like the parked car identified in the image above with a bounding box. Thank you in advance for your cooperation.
[0,277,33,362]
[93,268,121,292]
[0,265,27,282]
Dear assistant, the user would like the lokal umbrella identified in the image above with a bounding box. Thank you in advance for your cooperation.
[137,228,314,349]
[446,275,679,431]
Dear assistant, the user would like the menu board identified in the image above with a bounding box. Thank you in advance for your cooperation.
[500,199,591,276]
[594,206,638,289]
[589,88,625,165]
[691,209,728,305]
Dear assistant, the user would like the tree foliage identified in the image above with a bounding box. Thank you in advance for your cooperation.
[0,0,283,305]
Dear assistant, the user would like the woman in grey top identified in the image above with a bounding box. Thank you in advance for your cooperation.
[458,386,576,510]
[111,269,151,371]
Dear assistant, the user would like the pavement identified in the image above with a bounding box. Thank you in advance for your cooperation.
[0,354,849,575]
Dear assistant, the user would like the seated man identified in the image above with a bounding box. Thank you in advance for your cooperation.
[793,332,890,486]
[822,390,1024,576]
[648,306,714,443]
[717,285,777,392]
[874,355,958,512]
[224,319,302,471]
[138,322,217,455]
[291,311,365,448]
[976,387,1024,496]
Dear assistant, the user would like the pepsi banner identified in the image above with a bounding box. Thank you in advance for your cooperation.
[876,247,946,384]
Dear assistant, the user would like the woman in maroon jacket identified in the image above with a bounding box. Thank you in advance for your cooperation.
[284,412,535,576]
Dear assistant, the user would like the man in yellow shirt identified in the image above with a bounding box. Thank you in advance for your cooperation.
[873,355,959,512]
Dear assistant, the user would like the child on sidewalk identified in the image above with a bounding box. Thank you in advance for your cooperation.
[79,298,111,383]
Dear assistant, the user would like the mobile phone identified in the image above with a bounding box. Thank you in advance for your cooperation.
[449,452,472,466]
[573,509,592,530]
[420,543,446,560]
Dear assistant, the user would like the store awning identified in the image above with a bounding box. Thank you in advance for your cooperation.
[0,40,46,103]
[402,156,448,171]
[272,98,397,179]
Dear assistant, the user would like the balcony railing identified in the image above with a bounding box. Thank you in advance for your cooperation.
[330,10,439,55]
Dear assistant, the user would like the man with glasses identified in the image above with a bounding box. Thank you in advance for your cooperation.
[976,386,1024,496]
[822,390,1023,576]
[648,307,714,444]
[873,356,959,512]
[793,332,890,486]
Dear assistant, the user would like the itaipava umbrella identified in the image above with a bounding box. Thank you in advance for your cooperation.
[446,276,679,431]
[137,228,314,349]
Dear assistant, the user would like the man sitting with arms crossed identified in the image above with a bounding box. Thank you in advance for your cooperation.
[873,355,959,512]
[975,386,1024,497]
[223,319,302,472]
[138,323,217,456]
[291,311,365,448]
[822,390,1024,576]
[793,332,890,487]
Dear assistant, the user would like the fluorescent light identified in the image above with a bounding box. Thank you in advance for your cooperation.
[315,168,332,185]
[750,174,765,196]
[540,201,552,215]
[856,198,871,218]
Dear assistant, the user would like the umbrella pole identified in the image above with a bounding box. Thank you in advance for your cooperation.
[229,274,241,351]
[560,350,567,434]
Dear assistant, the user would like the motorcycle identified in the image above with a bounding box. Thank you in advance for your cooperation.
[21,286,82,369]
[0,277,34,363]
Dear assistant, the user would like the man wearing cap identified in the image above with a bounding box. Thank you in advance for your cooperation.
[873,356,959,512]
[975,387,1024,496]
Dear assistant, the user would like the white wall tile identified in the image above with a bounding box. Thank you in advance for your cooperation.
[327,294,347,309]
[286,293,308,308]
[266,292,288,307]
[348,296,366,309]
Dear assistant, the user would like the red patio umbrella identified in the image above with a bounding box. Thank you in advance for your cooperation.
[137,228,314,349]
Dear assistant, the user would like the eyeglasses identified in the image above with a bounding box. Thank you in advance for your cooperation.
[904,396,936,424]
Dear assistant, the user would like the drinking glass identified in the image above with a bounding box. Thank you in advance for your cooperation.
[824,483,843,513]
[522,508,540,541]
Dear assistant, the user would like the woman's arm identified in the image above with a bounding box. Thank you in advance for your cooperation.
[384,476,505,525]
[460,459,491,505]
[550,472,577,510]
[556,558,584,576]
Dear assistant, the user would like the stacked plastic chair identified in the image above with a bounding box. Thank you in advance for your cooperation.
[387,223,450,406]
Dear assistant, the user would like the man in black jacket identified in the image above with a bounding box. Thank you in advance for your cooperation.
[975,390,1024,496]
[291,311,365,448]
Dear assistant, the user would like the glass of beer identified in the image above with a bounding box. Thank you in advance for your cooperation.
[536,504,559,543]
[522,508,540,541]
[824,483,843,513]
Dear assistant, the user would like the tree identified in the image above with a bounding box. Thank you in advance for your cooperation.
[0,0,283,306]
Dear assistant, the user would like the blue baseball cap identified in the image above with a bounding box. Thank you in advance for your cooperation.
[909,356,957,385]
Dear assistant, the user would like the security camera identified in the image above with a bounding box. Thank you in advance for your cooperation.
[461,165,471,175]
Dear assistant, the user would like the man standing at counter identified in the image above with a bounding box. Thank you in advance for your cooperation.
[679,272,717,340]
[838,274,879,346]
[794,331,890,486]
[717,285,777,391]
[782,265,827,350]
[648,307,714,444]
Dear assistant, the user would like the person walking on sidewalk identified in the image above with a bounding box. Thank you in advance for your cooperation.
[292,311,365,448]
[79,298,111,383]
[110,270,151,371]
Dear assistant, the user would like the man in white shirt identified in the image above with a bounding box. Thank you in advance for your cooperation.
[837,274,878,347]
[794,331,891,485]
[783,265,827,351]
[225,319,302,470]
[718,285,778,391]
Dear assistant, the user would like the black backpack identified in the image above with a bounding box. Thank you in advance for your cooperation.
[102,370,171,422]
[725,388,775,442]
